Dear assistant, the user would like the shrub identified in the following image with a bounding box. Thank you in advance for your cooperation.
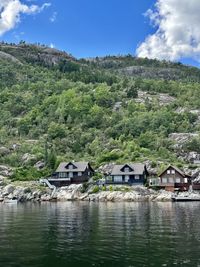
[81,182,89,193]
[92,185,99,194]
[102,186,106,191]
[109,185,113,191]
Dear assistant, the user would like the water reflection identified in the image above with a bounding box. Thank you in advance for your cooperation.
[0,202,200,267]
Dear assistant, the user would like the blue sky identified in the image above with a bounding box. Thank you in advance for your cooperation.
[0,0,200,66]
[1,0,155,58]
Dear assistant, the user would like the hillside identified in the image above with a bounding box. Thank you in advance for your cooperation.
[1,42,200,181]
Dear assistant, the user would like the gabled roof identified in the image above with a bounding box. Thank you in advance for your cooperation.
[159,165,190,178]
[120,164,134,172]
[55,162,90,173]
[111,163,146,175]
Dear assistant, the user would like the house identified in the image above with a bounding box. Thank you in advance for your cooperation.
[48,162,94,187]
[159,165,191,192]
[106,163,148,185]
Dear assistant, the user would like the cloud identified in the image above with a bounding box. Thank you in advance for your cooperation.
[50,12,57,23]
[0,0,51,36]
[49,43,54,48]
[136,0,200,62]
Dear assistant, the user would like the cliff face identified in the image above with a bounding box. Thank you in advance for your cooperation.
[0,43,75,66]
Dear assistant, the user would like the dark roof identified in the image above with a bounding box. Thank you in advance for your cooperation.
[159,165,189,178]
[55,162,90,173]
[111,163,145,175]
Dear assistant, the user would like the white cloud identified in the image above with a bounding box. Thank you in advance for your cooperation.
[50,12,57,23]
[0,0,51,36]
[136,0,200,62]
[49,43,54,48]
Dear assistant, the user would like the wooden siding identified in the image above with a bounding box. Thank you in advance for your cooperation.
[159,166,191,191]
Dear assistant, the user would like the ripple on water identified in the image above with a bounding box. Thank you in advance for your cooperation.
[0,202,200,267]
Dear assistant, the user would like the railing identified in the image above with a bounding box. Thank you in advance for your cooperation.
[159,183,175,187]
[39,179,57,197]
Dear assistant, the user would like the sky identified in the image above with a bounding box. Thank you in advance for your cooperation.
[0,0,200,66]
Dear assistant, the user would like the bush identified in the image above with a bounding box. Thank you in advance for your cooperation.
[81,182,89,193]
[102,186,106,191]
[11,167,49,181]
[109,185,113,191]
[92,185,99,194]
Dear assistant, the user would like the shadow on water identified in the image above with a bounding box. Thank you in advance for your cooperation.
[0,202,200,267]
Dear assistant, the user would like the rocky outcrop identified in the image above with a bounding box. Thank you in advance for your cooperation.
[34,161,45,170]
[0,165,13,177]
[98,163,115,175]
[169,133,199,146]
[1,183,200,203]
[0,183,175,203]
[135,90,175,106]
[22,153,37,165]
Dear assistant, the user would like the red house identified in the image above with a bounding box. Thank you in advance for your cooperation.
[159,165,192,192]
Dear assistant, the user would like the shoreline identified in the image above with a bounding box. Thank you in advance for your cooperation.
[1,183,200,203]
[0,182,177,203]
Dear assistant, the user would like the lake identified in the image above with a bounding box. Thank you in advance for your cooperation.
[0,202,200,267]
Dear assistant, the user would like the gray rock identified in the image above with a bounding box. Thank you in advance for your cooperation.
[0,165,13,177]
[22,153,37,165]
[3,184,15,195]
[0,147,10,156]
[34,161,45,170]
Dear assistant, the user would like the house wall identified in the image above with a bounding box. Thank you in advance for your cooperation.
[107,174,145,185]
[49,166,94,187]
[160,167,191,191]
[160,168,185,184]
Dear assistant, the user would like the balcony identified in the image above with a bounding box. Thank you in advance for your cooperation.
[159,183,175,187]
[48,177,71,182]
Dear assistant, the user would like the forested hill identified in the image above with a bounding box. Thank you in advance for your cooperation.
[1,42,200,181]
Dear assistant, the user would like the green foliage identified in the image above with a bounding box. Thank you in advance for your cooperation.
[92,186,100,194]
[47,149,57,170]
[109,185,113,191]
[184,137,200,153]
[1,43,200,180]
[12,167,49,181]
[80,182,89,193]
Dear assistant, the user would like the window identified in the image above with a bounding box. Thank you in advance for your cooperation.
[114,176,122,182]
[88,171,90,176]
[125,175,129,182]
[69,172,73,178]
[59,172,67,178]
[176,178,181,183]
[162,178,168,184]
[68,164,73,170]
[135,175,140,180]
[78,172,82,176]
[171,170,175,174]
[169,178,174,183]
[124,167,129,172]
[184,178,188,183]
[167,170,171,174]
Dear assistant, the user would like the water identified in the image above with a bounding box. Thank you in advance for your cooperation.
[0,202,200,267]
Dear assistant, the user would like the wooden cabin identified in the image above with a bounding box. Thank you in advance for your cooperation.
[48,162,94,187]
[106,163,148,185]
[159,165,191,192]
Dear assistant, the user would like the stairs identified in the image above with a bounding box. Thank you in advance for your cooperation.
[39,178,57,198]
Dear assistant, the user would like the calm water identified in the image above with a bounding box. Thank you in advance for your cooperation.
[0,202,200,267]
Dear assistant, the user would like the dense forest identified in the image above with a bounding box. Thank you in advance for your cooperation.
[1,42,200,180]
